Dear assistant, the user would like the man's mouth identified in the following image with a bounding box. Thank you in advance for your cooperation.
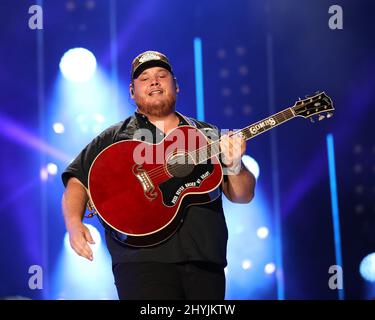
[149,89,163,96]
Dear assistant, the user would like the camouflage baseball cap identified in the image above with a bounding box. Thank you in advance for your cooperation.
[131,50,173,80]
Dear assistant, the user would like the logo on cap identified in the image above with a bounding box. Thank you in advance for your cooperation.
[138,52,162,64]
[132,50,172,79]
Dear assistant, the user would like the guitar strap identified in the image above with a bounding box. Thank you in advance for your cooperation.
[116,111,220,147]
[176,112,223,199]
[176,111,197,128]
[176,111,219,140]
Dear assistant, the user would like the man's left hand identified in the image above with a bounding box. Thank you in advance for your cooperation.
[220,131,246,171]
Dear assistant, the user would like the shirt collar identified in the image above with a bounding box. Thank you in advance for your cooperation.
[134,111,187,126]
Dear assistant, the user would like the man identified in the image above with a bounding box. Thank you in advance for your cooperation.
[61,50,256,299]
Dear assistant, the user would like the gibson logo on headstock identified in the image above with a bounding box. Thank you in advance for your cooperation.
[249,117,276,134]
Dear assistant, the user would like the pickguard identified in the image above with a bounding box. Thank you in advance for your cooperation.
[159,162,215,207]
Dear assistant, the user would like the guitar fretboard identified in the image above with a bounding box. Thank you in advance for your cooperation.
[193,108,295,164]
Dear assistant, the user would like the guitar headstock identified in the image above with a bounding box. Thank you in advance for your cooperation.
[292,92,334,122]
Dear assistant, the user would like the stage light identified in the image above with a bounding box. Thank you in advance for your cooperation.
[242,104,252,115]
[55,223,117,299]
[221,87,232,97]
[53,122,65,134]
[360,252,375,282]
[242,155,260,179]
[238,66,249,76]
[223,188,274,299]
[241,84,251,95]
[66,1,76,11]
[264,263,276,274]
[94,113,105,123]
[242,259,252,270]
[40,167,48,181]
[219,68,229,79]
[224,106,233,116]
[86,0,96,10]
[217,49,227,59]
[236,46,246,56]
[257,226,269,239]
[59,48,97,83]
[47,163,58,175]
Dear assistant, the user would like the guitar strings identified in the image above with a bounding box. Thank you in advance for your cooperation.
[145,111,291,181]
[147,141,219,182]
[146,115,278,182]
[147,129,248,182]
[146,135,226,181]
[134,103,332,183]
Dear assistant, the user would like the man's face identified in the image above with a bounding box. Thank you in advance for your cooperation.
[131,66,178,117]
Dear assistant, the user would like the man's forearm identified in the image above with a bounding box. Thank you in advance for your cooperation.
[62,178,89,231]
[225,166,256,203]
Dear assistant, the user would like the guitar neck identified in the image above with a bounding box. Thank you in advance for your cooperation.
[234,107,296,141]
[194,107,296,164]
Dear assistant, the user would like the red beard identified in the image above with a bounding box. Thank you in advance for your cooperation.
[136,93,176,117]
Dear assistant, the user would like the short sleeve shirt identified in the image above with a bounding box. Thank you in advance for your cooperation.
[62,112,228,267]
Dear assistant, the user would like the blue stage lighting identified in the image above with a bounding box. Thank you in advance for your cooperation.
[40,167,48,181]
[59,48,97,83]
[265,263,276,274]
[54,224,116,299]
[242,259,252,270]
[242,155,260,179]
[53,122,65,134]
[360,253,375,282]
[257,226,269,239]
[46,163,58,175]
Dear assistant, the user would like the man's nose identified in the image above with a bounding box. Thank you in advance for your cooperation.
[150,77,160,86]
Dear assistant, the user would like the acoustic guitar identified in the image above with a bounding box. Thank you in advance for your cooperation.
[87,92,334,247]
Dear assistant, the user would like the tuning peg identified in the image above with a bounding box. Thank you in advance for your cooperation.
[318,115,325,121]
[310,117,315,123]
[326,112,333,118]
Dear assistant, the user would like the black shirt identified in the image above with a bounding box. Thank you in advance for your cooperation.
[62,112,228,267]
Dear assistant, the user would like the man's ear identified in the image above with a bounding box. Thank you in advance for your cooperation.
[129,84,134,98]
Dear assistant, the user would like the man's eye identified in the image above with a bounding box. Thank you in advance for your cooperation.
[140,78,148,81]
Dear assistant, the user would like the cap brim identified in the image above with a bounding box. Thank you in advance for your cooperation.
[132,60,172,79]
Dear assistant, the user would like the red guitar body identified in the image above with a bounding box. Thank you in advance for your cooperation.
[88,125,223,247]
[87,92,335,247]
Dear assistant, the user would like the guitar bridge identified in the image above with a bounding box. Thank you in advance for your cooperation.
[133,164,158,201]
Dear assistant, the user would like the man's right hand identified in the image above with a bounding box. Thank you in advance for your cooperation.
[68,223,95,261]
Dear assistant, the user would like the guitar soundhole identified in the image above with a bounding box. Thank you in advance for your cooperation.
[166,152,195,178]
